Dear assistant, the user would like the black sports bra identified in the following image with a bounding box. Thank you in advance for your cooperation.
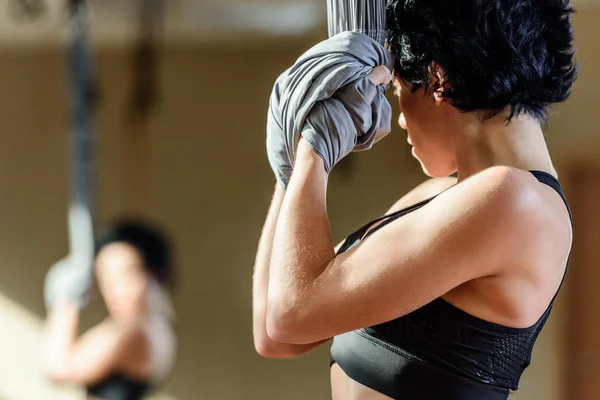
[87,373,150,400]
[330,170,572,400]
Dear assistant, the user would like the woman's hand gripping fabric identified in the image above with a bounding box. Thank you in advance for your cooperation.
[301,65,392,173]
[265,32,395,188]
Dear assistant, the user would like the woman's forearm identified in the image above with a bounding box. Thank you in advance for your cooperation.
[267,141,335,341]
[253,182,327,357]
[252,183,286,354]
[41,301,79,380]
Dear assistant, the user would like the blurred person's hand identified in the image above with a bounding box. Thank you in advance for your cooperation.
[44,255,94,311]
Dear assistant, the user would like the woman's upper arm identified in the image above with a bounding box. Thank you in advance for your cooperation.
[270,167,539,344]
[48,322,146,385]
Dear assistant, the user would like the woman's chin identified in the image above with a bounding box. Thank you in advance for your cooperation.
[416,157,455,178]
[422,166,456,179]
[411,148,430,175]
[421,166,436,178]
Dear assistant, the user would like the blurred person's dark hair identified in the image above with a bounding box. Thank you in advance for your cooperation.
[96,217,176,290]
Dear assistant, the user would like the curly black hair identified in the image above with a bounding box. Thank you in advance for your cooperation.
[96,217,176,290]
[386,0,578,121]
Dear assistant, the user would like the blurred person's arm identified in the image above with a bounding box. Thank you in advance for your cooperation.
[41,301,147,385]
[253,183,329,358]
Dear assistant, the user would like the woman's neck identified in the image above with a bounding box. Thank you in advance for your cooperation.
[110,304,149,323]
[450,112,556,181]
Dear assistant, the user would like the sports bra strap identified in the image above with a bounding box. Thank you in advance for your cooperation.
[527,170,572,313]
[528,170,572,223]
[339,170,572,254]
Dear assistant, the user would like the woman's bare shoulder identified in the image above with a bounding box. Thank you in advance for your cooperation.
[387,176,458,214]
[428,166,567,242]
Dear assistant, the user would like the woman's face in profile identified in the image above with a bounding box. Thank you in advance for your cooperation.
[392,77,457,178]
[95,242,149,320]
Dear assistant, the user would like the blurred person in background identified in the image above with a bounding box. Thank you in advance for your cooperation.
[42,218,177,400]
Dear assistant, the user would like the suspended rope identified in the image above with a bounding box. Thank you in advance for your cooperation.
[65,0,97,267]
[8,0,46,22]
[43,0,98,311]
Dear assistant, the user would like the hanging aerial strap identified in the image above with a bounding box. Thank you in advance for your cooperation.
[65,0,97,263]
[326,0,388,45]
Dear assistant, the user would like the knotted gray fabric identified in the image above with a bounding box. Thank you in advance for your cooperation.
[266,31,396,187]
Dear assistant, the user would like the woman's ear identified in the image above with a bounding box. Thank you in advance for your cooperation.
[434,89,445,106]
[428,63,448,106]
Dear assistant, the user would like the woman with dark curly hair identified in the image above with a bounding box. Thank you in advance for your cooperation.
[253,0,577,399]
[42,219,177,400]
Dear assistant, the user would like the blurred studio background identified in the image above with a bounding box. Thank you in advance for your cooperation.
[0,0,599,399]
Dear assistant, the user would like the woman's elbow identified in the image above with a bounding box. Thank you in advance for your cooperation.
[41,357,81,385]
[253,299,314,358]
[254,308,297,357]
[253,336,276,358]
[253,334,299,359]
[265,300,310,344]
[42,364,72,385]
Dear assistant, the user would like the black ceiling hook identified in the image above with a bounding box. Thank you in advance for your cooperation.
[8,0,46,22]
[127,0,165,124]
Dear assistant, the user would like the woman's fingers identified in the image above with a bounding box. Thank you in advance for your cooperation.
[368,65,392,86]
